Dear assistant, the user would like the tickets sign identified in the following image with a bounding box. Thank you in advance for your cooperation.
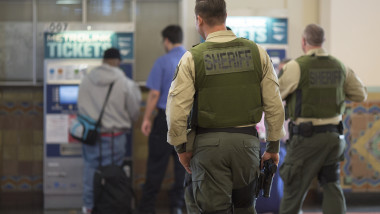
[227,17,288,44]
[44,31,134,60]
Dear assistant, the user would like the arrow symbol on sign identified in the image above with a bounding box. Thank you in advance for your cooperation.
[118,42,130,47]
[272,27,284,32]
[273,34,285,41]
[120,50,130,56]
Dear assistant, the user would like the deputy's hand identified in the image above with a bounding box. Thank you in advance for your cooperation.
[178,152,193,174]
[141,119,152,136]
[261,151,280,169]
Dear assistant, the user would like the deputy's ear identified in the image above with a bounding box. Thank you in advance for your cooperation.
[197,15,203,25]
[302,37,306,46]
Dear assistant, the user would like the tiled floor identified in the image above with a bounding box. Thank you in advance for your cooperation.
[301,205,380,214]
[1,206,380,214]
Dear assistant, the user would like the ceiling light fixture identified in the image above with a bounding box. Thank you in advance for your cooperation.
[56,0,81,5]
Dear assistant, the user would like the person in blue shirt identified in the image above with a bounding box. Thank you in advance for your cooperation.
[138,25,186,214]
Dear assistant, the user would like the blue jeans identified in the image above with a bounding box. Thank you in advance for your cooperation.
[82,134,127,209]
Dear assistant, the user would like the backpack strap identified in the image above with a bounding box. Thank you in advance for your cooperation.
[96,82,115,128]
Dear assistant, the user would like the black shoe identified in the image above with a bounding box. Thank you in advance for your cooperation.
[170,207,182,214]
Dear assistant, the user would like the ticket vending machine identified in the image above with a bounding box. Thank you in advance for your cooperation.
[43,31,134,209]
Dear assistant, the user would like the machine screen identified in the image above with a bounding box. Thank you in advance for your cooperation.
[59,85,79,105]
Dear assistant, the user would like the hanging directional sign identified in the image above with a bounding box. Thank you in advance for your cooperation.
[44,31,134,60]
[226,17,288,44]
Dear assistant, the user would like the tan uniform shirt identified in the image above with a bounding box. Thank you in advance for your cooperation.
[166,30,285,147]
[279,48,368,125]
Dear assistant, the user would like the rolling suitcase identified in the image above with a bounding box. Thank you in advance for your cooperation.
[92,135,134,214]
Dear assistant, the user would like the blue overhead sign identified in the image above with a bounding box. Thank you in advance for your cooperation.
[226,17,288,44]
[44,31,134,60]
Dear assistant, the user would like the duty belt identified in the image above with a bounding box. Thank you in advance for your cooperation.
[289,121,343,138]
[197,126,258,136]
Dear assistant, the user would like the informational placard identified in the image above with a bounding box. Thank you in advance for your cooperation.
[45,31,134,60]
[226,17,288,44]
[47,64,87,82]
[45,114,69,143]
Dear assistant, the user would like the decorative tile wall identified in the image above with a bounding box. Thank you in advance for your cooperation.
[341,100,380,192]
[0,87,43,193]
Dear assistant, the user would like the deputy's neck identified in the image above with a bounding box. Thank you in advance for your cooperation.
[304,45,322,54]
[204,25,227,39]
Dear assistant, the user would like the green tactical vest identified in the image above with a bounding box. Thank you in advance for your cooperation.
[189,38,263,128]
[286,54,346,120]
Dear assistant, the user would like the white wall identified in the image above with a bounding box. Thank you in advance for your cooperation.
[180,0,378,87]
[319,0,331,53]
[225,0,286,17]
[324,0,380,87]
[179,0,198,50]
[180,0,320,60]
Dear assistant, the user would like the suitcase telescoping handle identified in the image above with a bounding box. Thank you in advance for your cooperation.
[98,132,115,168]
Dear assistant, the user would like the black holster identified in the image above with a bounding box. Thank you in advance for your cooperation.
[289,121,343,138]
